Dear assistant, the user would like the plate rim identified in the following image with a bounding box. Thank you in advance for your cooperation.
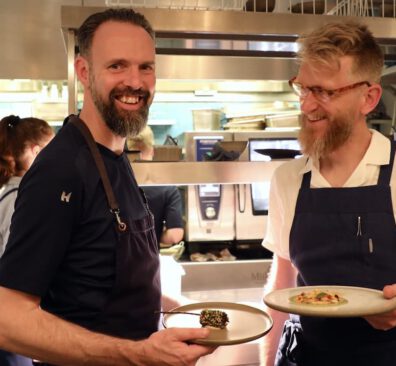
[264,285,396,317]
[162,301,273,346]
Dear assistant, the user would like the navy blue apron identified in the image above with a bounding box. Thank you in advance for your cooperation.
[70,116,161,340]
[276,143,396,366]
[33,117,161,366]
[0,350,32,366]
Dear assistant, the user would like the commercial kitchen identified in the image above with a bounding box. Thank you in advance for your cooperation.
[1,1,396,365]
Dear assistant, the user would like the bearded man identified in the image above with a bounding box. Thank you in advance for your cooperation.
[261,21,396,366]
[0,8,214,366]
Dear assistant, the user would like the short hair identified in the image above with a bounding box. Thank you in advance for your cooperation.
[297,21,384,82]
[127,125,154,151]
[77,8,155,58]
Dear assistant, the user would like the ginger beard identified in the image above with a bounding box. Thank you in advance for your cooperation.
[89,73,151,138]
[298,109,354,159]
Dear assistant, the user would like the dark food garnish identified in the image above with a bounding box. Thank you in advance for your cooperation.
[199,309,229,329]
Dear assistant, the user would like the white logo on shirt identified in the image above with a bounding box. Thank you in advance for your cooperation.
[61,191,72,203]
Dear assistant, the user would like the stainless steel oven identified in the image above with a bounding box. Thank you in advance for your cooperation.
[184,131,235,242]
[184,129,300,246]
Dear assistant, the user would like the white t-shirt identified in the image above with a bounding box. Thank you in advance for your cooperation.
[262,130,396,260]
[0,176,21,257]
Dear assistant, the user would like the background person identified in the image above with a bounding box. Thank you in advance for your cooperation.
[127,125,184,247]
[0,115,54,366]
[0,8,213,366]
[0,115,54,256]
[261,21,396,366]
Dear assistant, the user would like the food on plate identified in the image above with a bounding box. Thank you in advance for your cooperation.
[289,289,348,306]
[199,309,229,329]
[159,308,230,329]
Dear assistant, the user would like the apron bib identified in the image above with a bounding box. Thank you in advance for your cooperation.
[70,116,161,340]
[276,143,396,366]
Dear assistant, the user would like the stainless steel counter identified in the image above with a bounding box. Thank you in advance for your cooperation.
[179,259,272,366]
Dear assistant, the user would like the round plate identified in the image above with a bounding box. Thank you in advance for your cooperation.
[264,285,396,317]
[162,301,273,346]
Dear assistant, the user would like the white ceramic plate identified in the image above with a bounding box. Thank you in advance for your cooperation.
[162,301,273,346]
[264,285,396,317]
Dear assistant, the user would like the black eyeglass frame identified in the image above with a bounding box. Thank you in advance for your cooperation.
[288,77,371,102]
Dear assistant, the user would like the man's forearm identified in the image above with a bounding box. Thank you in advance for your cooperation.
[0,287,143,366]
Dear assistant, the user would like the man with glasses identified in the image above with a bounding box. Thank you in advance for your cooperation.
[262,21,396,366]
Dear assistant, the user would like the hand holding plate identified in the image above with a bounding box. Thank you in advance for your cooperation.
[364,284,396,331]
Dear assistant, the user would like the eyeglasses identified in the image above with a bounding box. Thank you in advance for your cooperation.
[289,77,371,103]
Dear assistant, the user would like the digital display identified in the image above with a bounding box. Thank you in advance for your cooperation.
[249,138,301,215]
[199,184,221,197]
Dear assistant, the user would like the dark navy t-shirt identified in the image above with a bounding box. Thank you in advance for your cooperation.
[0,121,149,327]
[142,186,183,246]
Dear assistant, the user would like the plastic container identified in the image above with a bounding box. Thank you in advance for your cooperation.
[159,255,185,298]
[192,109,222,131]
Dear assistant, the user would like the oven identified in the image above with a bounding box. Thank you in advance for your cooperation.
[184,129,300,256]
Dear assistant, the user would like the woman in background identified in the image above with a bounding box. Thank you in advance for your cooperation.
[0,115,54,366]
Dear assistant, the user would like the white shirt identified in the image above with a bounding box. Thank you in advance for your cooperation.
[0,176,21,257]
[262,130,396,260]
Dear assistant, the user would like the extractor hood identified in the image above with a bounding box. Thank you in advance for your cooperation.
[61,5,396,82]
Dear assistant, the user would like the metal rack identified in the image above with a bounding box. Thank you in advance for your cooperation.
[105,0,247,10]
[105,0,396,17]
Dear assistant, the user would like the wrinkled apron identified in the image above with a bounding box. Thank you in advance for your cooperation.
[276,143,396,366]
[71,116,161,340]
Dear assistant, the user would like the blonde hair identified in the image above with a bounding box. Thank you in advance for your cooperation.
[127,125,154,152]
[297,21,384,82]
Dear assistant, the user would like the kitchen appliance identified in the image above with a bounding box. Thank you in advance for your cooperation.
[184,129,300,248]
[233,129,300,243]
[192,109,222,131]
[185,132,236,242]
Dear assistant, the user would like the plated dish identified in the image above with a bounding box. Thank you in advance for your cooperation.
[264,285,396,317]
[162,301,273,346]
[289,288,348,306]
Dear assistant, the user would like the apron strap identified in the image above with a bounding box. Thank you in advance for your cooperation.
[70,115,127,232]
[301,171,311,190]
[275,318,303,366]
[377,141,396,186]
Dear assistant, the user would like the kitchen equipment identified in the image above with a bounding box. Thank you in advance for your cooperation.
[245,0,276,12]
[153,146,182,161]
[184,129,300,247]
[106,0,247,10]
[185,132,235,242]
[218,141,248,155]
[192,109,222,131]
[265,112,301,128]
[254,148,301,159]
[291,0,326,14]
[233,130,300,242]
[247,136,301,215]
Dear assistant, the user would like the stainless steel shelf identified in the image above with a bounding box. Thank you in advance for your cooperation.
[61,6,396,39]
[131,160,285,185]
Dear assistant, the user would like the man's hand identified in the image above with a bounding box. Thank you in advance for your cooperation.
[135,327,216,366]
[364,284,396,331]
